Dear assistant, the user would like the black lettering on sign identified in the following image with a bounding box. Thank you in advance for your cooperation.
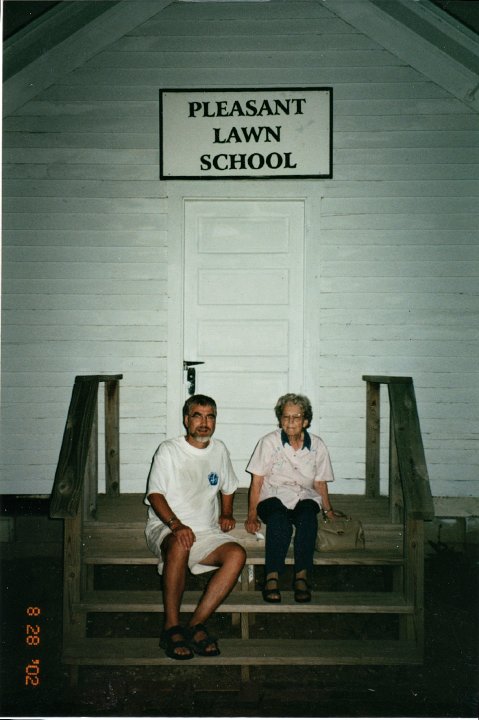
[213,126,281,144]
[189,98,307,118]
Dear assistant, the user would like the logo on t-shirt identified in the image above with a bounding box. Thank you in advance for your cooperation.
[208,472,219,486]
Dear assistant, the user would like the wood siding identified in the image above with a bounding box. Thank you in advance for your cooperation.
[2,0,478,496]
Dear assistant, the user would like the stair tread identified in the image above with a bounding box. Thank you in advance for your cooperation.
[88,492,396,525]
[83,548,403,565]
[63,637,420,666]
[76,589,413,613]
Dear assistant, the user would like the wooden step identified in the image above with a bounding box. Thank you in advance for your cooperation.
[90,492,396,524]
[83,545,403,566]
[63,637,421,666]
[83,525,403,552]
[75,589,413,614]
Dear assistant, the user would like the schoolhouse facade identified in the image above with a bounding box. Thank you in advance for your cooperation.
[2,0,478,508]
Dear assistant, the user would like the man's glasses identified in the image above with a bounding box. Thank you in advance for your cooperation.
[189,412,216,421]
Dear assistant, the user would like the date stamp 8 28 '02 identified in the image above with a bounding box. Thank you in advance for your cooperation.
[24,606,41,687]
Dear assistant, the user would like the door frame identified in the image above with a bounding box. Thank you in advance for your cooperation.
[166,181,323,439]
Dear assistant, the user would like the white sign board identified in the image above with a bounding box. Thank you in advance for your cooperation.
[160,87,332,180]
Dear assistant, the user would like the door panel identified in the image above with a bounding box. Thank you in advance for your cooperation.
[184,199,304,485]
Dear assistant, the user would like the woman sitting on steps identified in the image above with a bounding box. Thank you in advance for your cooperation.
[244,393,336,603]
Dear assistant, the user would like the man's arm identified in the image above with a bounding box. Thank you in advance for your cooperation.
[148,492,195,549]
[219,492,236,532]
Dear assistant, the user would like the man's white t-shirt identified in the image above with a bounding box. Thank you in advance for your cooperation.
[145,436,239,532]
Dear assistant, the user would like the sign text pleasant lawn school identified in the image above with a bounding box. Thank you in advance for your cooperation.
[159,88,332,180]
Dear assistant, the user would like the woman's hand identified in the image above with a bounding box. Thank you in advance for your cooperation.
[244,516,262,534]
[219,514,236,533]
[323,508,344,520]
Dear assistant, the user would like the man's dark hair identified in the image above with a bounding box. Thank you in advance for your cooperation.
[182,394,217,418]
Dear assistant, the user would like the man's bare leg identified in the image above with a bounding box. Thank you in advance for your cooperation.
[188,542,246,652]
[161,534,191,657]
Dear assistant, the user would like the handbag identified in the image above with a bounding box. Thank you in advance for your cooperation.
[316,510,365,552]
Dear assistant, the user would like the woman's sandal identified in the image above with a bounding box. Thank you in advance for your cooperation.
[159,624,194,660]
[187,622,221,657]
[293,577,312,603]
[262,577,281,603]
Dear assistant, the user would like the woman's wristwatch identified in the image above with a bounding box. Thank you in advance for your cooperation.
[166,516,180,528]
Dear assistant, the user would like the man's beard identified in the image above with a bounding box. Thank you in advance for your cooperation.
[190,431,212,444]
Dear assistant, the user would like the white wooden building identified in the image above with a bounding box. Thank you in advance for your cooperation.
[2,0,478,510]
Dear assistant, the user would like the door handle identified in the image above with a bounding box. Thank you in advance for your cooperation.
[183,360,204,396]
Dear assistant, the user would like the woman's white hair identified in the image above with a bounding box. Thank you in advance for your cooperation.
[274,393,313,428]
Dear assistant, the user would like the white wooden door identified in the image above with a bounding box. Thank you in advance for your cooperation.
[184,199,305,485]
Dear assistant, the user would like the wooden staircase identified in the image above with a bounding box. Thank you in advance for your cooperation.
[50,375,434,682]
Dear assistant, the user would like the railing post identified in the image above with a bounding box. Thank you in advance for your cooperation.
[105,378,120,496]
[365,380,380,498]
[404,518,425,657]
[389,411,403,523]
[62,506,84,685]
[83,402,98,520]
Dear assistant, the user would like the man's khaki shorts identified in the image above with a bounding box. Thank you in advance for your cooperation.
[145,523,242,575]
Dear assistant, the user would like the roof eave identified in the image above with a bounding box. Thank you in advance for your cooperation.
[3,0,478,117]
[327,0,479,113]
[3,0,173,117]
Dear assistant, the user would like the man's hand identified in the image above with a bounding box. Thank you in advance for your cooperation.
[170,522,195,550]
[244,516,261,534]
[219,514,236,533]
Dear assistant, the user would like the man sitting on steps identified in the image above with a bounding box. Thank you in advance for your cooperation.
[144,394,246,660]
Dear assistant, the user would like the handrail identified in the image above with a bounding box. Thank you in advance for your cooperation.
[363,376,434,521]
[50,374,122,519]
[388,380,434,521]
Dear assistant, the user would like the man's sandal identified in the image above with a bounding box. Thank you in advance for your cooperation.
[187,623,221,657]
[262,577,281,603]
[293,577,312,603]
[159,625,194,660]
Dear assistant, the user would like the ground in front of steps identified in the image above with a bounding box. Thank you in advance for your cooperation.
[0,547,477,719]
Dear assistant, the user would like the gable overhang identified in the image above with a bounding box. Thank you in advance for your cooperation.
[327,0,479,113]
[3,0,479,117]
[2,0,175,116]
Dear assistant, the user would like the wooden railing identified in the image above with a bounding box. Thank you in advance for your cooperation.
[50,374,122,519]
[49,374,122,678]
[363,375,434,655]
[363,375,434,522]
